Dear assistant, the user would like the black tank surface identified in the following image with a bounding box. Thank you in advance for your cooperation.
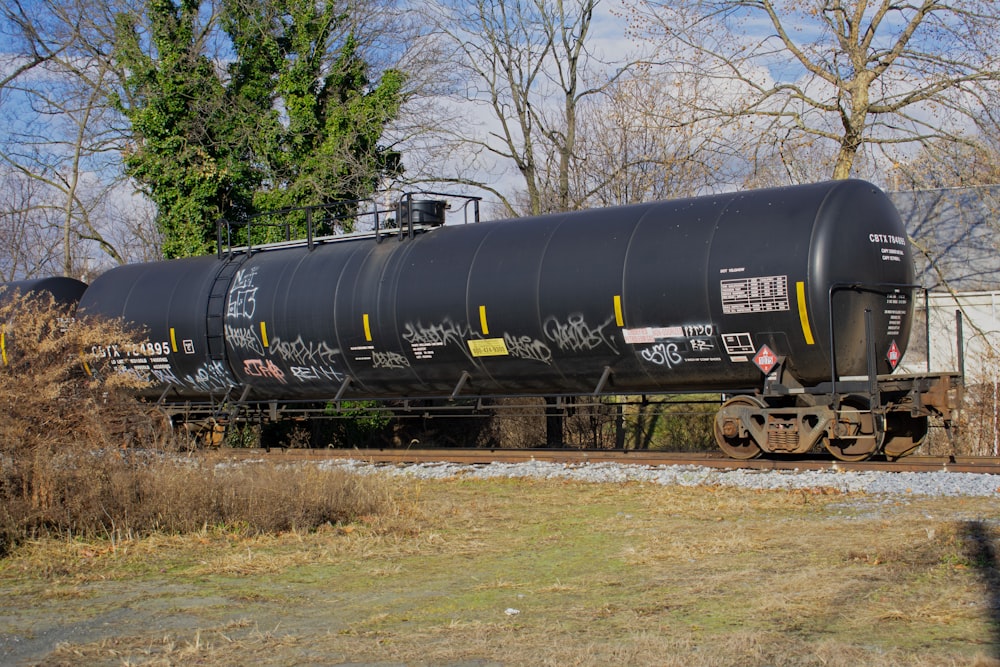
[0,277,88,308]
[78,179,915,402]
[77,256,241,399]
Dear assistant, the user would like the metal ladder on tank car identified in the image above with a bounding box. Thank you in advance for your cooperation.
[201,254,253,445]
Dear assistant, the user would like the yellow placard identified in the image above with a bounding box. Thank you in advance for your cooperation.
[468,338,509,357]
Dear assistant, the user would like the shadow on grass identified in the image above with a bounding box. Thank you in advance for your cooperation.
[963,520,1000,658]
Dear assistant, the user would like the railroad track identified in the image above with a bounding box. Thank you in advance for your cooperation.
[202,447,1000,475]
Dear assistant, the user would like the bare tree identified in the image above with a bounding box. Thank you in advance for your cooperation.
[419,0,639,215]
[895,110,1000,191]
[0,0,165,277]
[630,0,1000,181]
[0,170,63,281]
[574,67,737,205]
[0,0,75,93]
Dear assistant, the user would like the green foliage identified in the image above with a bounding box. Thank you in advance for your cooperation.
[113,0,404,257]
[623,397,718,452]
[113,0,233,258]
[322,400,393,447]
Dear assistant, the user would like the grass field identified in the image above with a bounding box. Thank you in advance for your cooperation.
[2,473,1000,666]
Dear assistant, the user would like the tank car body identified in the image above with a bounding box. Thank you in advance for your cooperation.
[75,180,960,460]
[0,277,88,308]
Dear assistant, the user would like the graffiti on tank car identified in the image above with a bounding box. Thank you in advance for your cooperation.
[227,267,259,320]
[110,364,151,384]
[403,319,474,361]
[244,358,286,383]
[226,325,266,355]
[372,350,411,369]
[184,360,234,392]
[640,342,684,368]
[688,337,716,353]
[151,366,181,386]
[402,319,470,348]
[290,365,344,383]
[269,335,340,366]
[503,333,553,364]
[542,314,619,355]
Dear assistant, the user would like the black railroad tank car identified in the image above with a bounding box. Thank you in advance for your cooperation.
[75,179,960,460]
[78,179,912,398]
[0,277,88,308]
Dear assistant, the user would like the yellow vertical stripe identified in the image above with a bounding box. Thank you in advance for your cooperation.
[479,305,489,335]
[259,321,269,348]
[796,281,815,345]
[613,295,624,327]
[363,313,372,342]
[169,327,178,353]
[1,328,6,366]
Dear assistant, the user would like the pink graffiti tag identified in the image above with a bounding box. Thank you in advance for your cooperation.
[244,358,287,383]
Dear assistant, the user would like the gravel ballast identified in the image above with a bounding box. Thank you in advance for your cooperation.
[321,458,1000,497]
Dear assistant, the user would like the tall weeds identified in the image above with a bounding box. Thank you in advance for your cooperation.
[0,294,397,556]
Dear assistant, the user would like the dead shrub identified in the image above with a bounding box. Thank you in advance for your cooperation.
[133,463,397,535]
[0,292,153,553]
[958,346,999,456]
[0,294,399,555]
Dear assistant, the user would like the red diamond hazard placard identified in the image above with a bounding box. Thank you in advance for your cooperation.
[886,340,901,370]
[753,344,778,375]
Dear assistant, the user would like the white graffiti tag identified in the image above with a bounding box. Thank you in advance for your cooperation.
[542,314,619,355]
[640,342,684,368]
[290,365,345,383]
[227,267,259,320]
[402,319,470,347]
[503,333,553,364]
[269,335,340,366]
[226,325,266,355]
[184,361,234,392]
[151,366,181,385]
[372,350,411,369]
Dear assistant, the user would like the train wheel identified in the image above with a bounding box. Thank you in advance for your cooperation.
[714,395,765,460]
[824,399,884,462]
[882,414,929,461]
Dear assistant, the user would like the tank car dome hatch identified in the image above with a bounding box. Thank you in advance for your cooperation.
[398,199,447,227]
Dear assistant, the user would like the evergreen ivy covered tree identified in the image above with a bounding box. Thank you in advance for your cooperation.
[113,0,404,258]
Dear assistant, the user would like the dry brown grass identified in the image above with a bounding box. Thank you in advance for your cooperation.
[960,347,1000,456]
[5,479,998,666]
[0,296,400,556]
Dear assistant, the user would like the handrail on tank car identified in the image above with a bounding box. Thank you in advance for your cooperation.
[216,192,483,258]
[826,281,962,399]
[390,191,482,244]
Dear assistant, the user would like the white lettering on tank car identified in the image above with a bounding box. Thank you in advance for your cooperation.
[868,233,906,246]
[721,276,789,314]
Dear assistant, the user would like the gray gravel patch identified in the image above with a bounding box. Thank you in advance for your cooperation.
[318,458,1000,497]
